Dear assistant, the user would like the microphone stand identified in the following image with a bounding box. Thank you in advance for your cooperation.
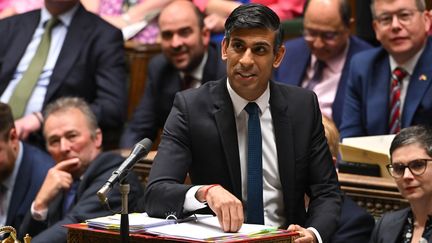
[119,179,130,243]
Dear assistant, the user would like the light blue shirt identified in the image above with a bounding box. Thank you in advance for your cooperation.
[0,5,78,117]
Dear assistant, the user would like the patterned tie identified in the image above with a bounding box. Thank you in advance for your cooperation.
[9,18,59,119]
[182,74,196,90]
[389,67,407,134]
[244,102,264,224]
[305,60,326,90]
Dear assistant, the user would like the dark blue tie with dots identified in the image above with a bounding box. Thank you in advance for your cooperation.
[244,102,264,224]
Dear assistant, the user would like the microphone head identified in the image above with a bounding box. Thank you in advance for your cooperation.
[135,138,153,157]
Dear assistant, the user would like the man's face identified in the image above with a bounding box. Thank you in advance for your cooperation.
[391,143,432,203]
[44,0,79,15]
[0,130,18,182]
[372,0,431,63]
[222,28,285,101]
[303,0,350,62]
[44,108,101,178]
[159,4,210,72]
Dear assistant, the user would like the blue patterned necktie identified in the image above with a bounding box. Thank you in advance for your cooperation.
[305,60,326,90]
[244,102,264,224]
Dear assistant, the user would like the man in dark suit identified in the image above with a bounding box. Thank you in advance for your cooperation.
[119,0,226,148]
[19,97,142,243]
[144,4,342,243]
[0,102,53,230]
[340,0,432,139]
[274,0,372,128]
[0,0,126,146]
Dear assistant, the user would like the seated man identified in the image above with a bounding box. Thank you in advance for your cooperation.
[0,0,127,147]
[340,0,432,138]
[0,102,53,230]
[19,97,142,242]
[119,0,226,148]
[145,4,342,243]
[370,125,432,242]
[273,0,371,128]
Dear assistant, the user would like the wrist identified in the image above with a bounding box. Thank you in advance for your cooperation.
[121,13,131,25]
[33,112,43,128]
[198,184,220,202]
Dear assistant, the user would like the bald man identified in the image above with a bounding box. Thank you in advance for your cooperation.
[274,0,372,128]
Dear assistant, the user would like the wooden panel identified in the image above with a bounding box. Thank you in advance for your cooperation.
[124,41,161,119]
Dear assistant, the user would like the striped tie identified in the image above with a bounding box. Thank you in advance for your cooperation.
[389,67,407,134]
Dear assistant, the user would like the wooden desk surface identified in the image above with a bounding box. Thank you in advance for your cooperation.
[66,224,298,243]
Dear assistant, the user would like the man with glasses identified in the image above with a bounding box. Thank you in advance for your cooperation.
[273,0,371,128]
[370,125,432,242]
[340,0,432,139]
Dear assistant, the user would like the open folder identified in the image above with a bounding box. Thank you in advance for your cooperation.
[86,213,297,242]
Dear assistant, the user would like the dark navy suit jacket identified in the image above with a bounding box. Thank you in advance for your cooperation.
[119,43,226,148]
[6,143,53,230]
[0,5,127,131]
[273,36,372,128]
[340,37,432,138]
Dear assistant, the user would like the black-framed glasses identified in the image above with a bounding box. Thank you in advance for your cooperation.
[303,29,342,43]
[386,159,432,178]
[375,9,420,27]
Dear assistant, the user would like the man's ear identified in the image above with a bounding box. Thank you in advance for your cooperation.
[221,38,228,61]
[273,45,286,68]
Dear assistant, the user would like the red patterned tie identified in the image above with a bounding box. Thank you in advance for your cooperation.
[389,67,407,134]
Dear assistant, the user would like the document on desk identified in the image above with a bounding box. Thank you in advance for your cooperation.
[145,216,278,241]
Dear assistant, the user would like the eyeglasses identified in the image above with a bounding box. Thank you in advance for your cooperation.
[386,159,432,178]
[375,9,420,27]
[303,29,342,43]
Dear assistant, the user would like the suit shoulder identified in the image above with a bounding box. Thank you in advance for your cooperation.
[283,37,308,53]
[22,143,54,168]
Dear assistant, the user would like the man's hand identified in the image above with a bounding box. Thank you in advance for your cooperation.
[14,113,41,140]
[196,185,244,232]
[204,14,226,33]
[33,158,80,211]
[287,224,317,243]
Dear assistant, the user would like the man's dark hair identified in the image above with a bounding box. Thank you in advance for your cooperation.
[370,0,426,18]
[304,0,351,28]
[0,102,15,141]
[390,125,432,160]
[224,3,283,52]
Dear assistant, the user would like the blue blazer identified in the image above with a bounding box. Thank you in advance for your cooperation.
[6,143,54,229]
[274,36,372,128]
[340,37,432,138]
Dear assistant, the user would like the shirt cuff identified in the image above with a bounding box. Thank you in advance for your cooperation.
[183,185,207,212]
[307,227,323,243]
[31,201,48,221]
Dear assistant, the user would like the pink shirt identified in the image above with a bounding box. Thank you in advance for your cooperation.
[302,42,350,119]
[193,0,305,21]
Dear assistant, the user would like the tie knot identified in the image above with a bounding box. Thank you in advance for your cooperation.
[393,67,407,81]
[244,102,259,116]
[44,17,60,32]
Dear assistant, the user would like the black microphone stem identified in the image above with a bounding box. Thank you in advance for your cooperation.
[120,181,130,243]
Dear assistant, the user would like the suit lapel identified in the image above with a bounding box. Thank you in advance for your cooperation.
[402,38,432,127]
[368,52,391,134]
[0,11,40,93]
[269,82,296,222]
[211,80,242,199]
[45,5,92,104]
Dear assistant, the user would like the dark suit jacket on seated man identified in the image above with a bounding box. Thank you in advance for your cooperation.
[0,102,54,231]
[340,0,432,139]
[19,98,142,243]
[0,0,127,145]
[144,4,342,243]
[119,0,226,148]
[273,0,372,128]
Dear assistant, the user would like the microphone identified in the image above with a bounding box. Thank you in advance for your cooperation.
[97,138,152,205]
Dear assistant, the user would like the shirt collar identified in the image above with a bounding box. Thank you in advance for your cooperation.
[389,45,425,75]
[226,78,270,117]
[180,51,208,81]
[40,3,79,28]
[311,38,350,74]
